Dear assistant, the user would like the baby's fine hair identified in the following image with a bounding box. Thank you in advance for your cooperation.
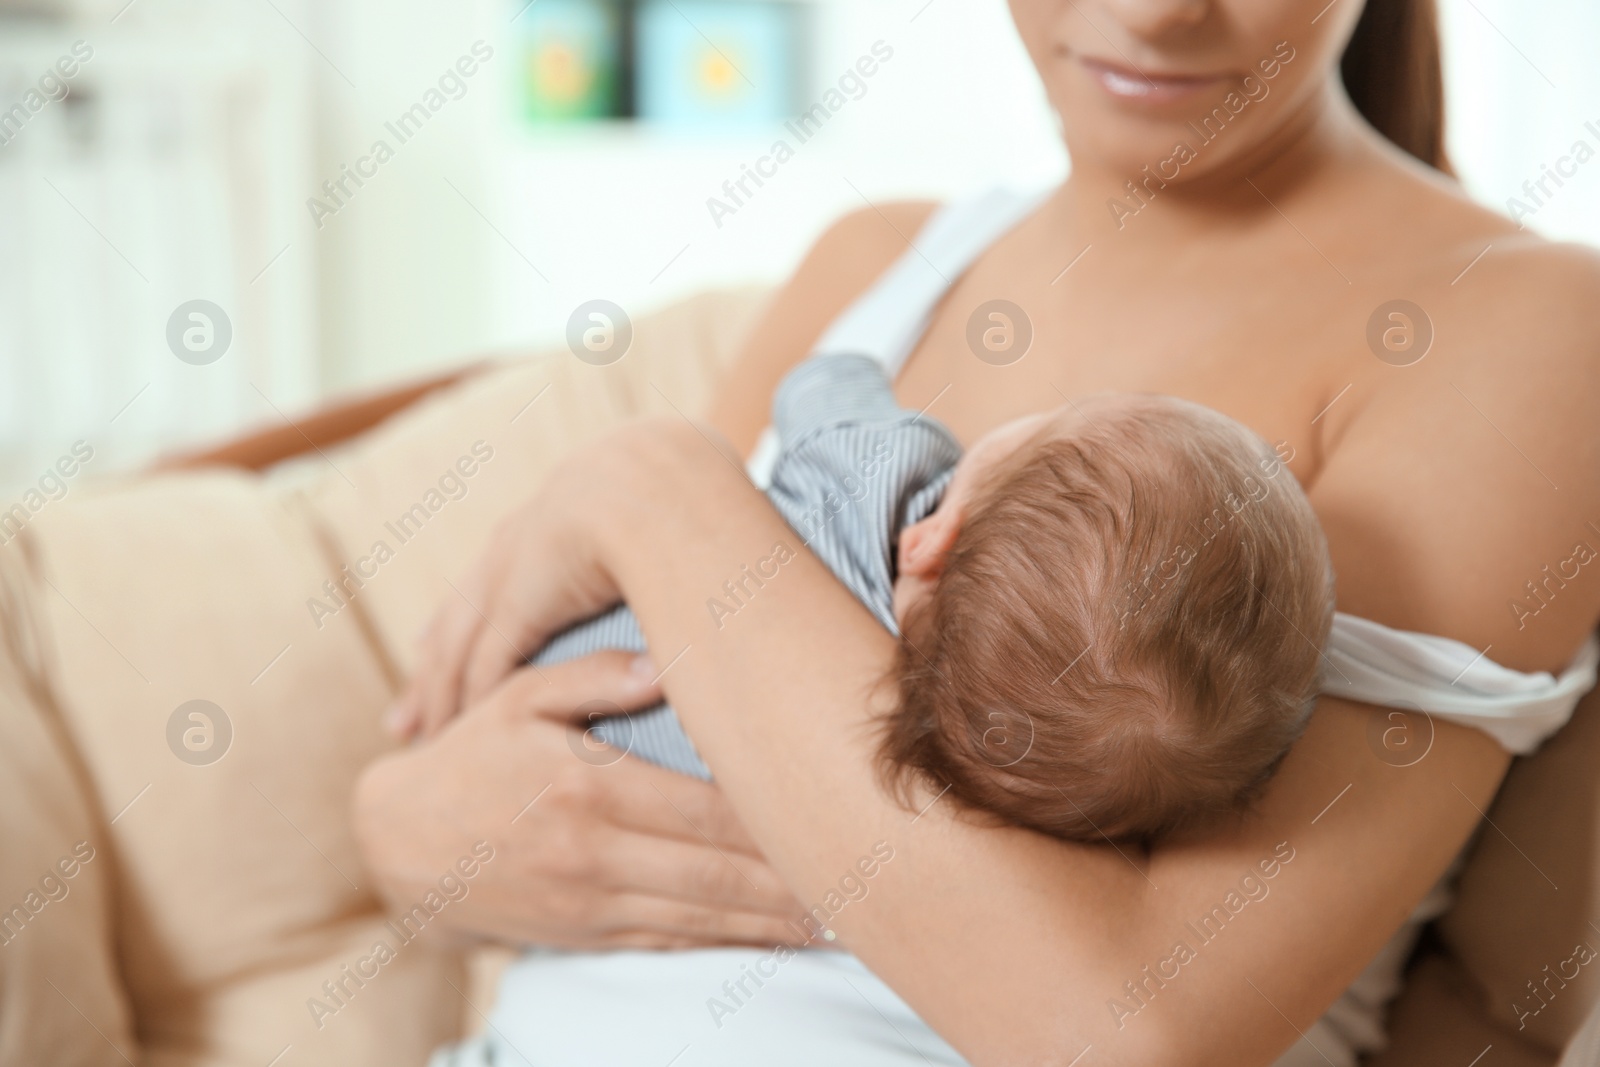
[882,395,1335,843]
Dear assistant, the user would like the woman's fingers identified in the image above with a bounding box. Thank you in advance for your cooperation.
[485,657,808,917]
[458,586,553,713]
[383,612,436,739]
[361,664,814,954]
[413,594,488,737]
[408,535,520,737]
[595,891,813,947]
[505,650,663,726]
[592,826,805,919]
[456,547,619,712]
[394,471,633,738]
[384,596,482,741]
[597,760,772,859]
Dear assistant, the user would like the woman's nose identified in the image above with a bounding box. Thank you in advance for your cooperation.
[1092,0,1211,39]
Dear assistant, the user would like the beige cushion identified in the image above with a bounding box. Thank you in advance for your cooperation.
[15,472,461,1067]
[0,541,136,1067]
[0,288,766,1067]
[298,288,768,669]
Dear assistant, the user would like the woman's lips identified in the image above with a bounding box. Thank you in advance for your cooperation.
[1078,56,1229,104]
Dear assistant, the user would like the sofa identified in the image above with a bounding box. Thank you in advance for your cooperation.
[1,287,1597,1067]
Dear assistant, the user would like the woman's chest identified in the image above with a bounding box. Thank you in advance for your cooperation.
[891,250,1380,483]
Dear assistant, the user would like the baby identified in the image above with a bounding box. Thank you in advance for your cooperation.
[532,351,1334,843]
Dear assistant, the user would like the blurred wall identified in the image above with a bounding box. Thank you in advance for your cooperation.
[309,0,1065,388]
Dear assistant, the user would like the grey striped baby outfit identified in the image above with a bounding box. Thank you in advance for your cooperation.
[531,353,961,779]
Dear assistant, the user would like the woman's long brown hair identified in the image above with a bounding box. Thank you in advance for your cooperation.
[1340,0,1453,173]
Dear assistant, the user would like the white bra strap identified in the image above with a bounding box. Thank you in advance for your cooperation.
[1319,612,1600,755]
[810,186,1051,378]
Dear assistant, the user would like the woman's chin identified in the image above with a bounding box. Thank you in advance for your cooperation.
[1061,118,1280,203]
[1063,129,1200,179]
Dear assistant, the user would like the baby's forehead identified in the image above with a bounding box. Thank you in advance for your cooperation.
[1049,391,1154,426]
[958,393,1215,479]
[967,396,1124,452]
[1043,393,1204,439]
[956,408,1069,475]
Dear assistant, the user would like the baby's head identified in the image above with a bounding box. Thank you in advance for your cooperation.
[883,394,1334,843]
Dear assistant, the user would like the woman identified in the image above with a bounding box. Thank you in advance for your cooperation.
[358,0,1600,1063]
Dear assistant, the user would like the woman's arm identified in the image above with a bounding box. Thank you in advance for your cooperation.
[576,288,1600,1067]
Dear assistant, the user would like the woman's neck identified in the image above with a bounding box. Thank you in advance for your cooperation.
[1055,79,1377,245]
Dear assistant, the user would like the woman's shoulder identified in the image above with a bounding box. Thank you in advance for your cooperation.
[1333,154,1600,413]
[1453,232,1600,349]
[810,199,944,264]
[708,200,940,451]
[1382,159,1600,344]
[1419,189,1599,403]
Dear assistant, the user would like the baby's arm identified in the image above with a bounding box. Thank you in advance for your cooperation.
[763,355,961,630]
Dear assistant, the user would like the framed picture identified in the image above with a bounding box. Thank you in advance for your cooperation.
[516,0,622,121]
[634,0,803,126]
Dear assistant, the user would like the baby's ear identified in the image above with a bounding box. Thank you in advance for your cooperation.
[898,508,963,578]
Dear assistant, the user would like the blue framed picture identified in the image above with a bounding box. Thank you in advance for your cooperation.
[634,0,802,126]
[516,0,623,122]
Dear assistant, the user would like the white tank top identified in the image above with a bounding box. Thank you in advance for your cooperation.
[445,189,1599,1067]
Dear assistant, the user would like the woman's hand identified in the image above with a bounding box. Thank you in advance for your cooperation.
[354,652,812,949]
[387,421,684,741]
